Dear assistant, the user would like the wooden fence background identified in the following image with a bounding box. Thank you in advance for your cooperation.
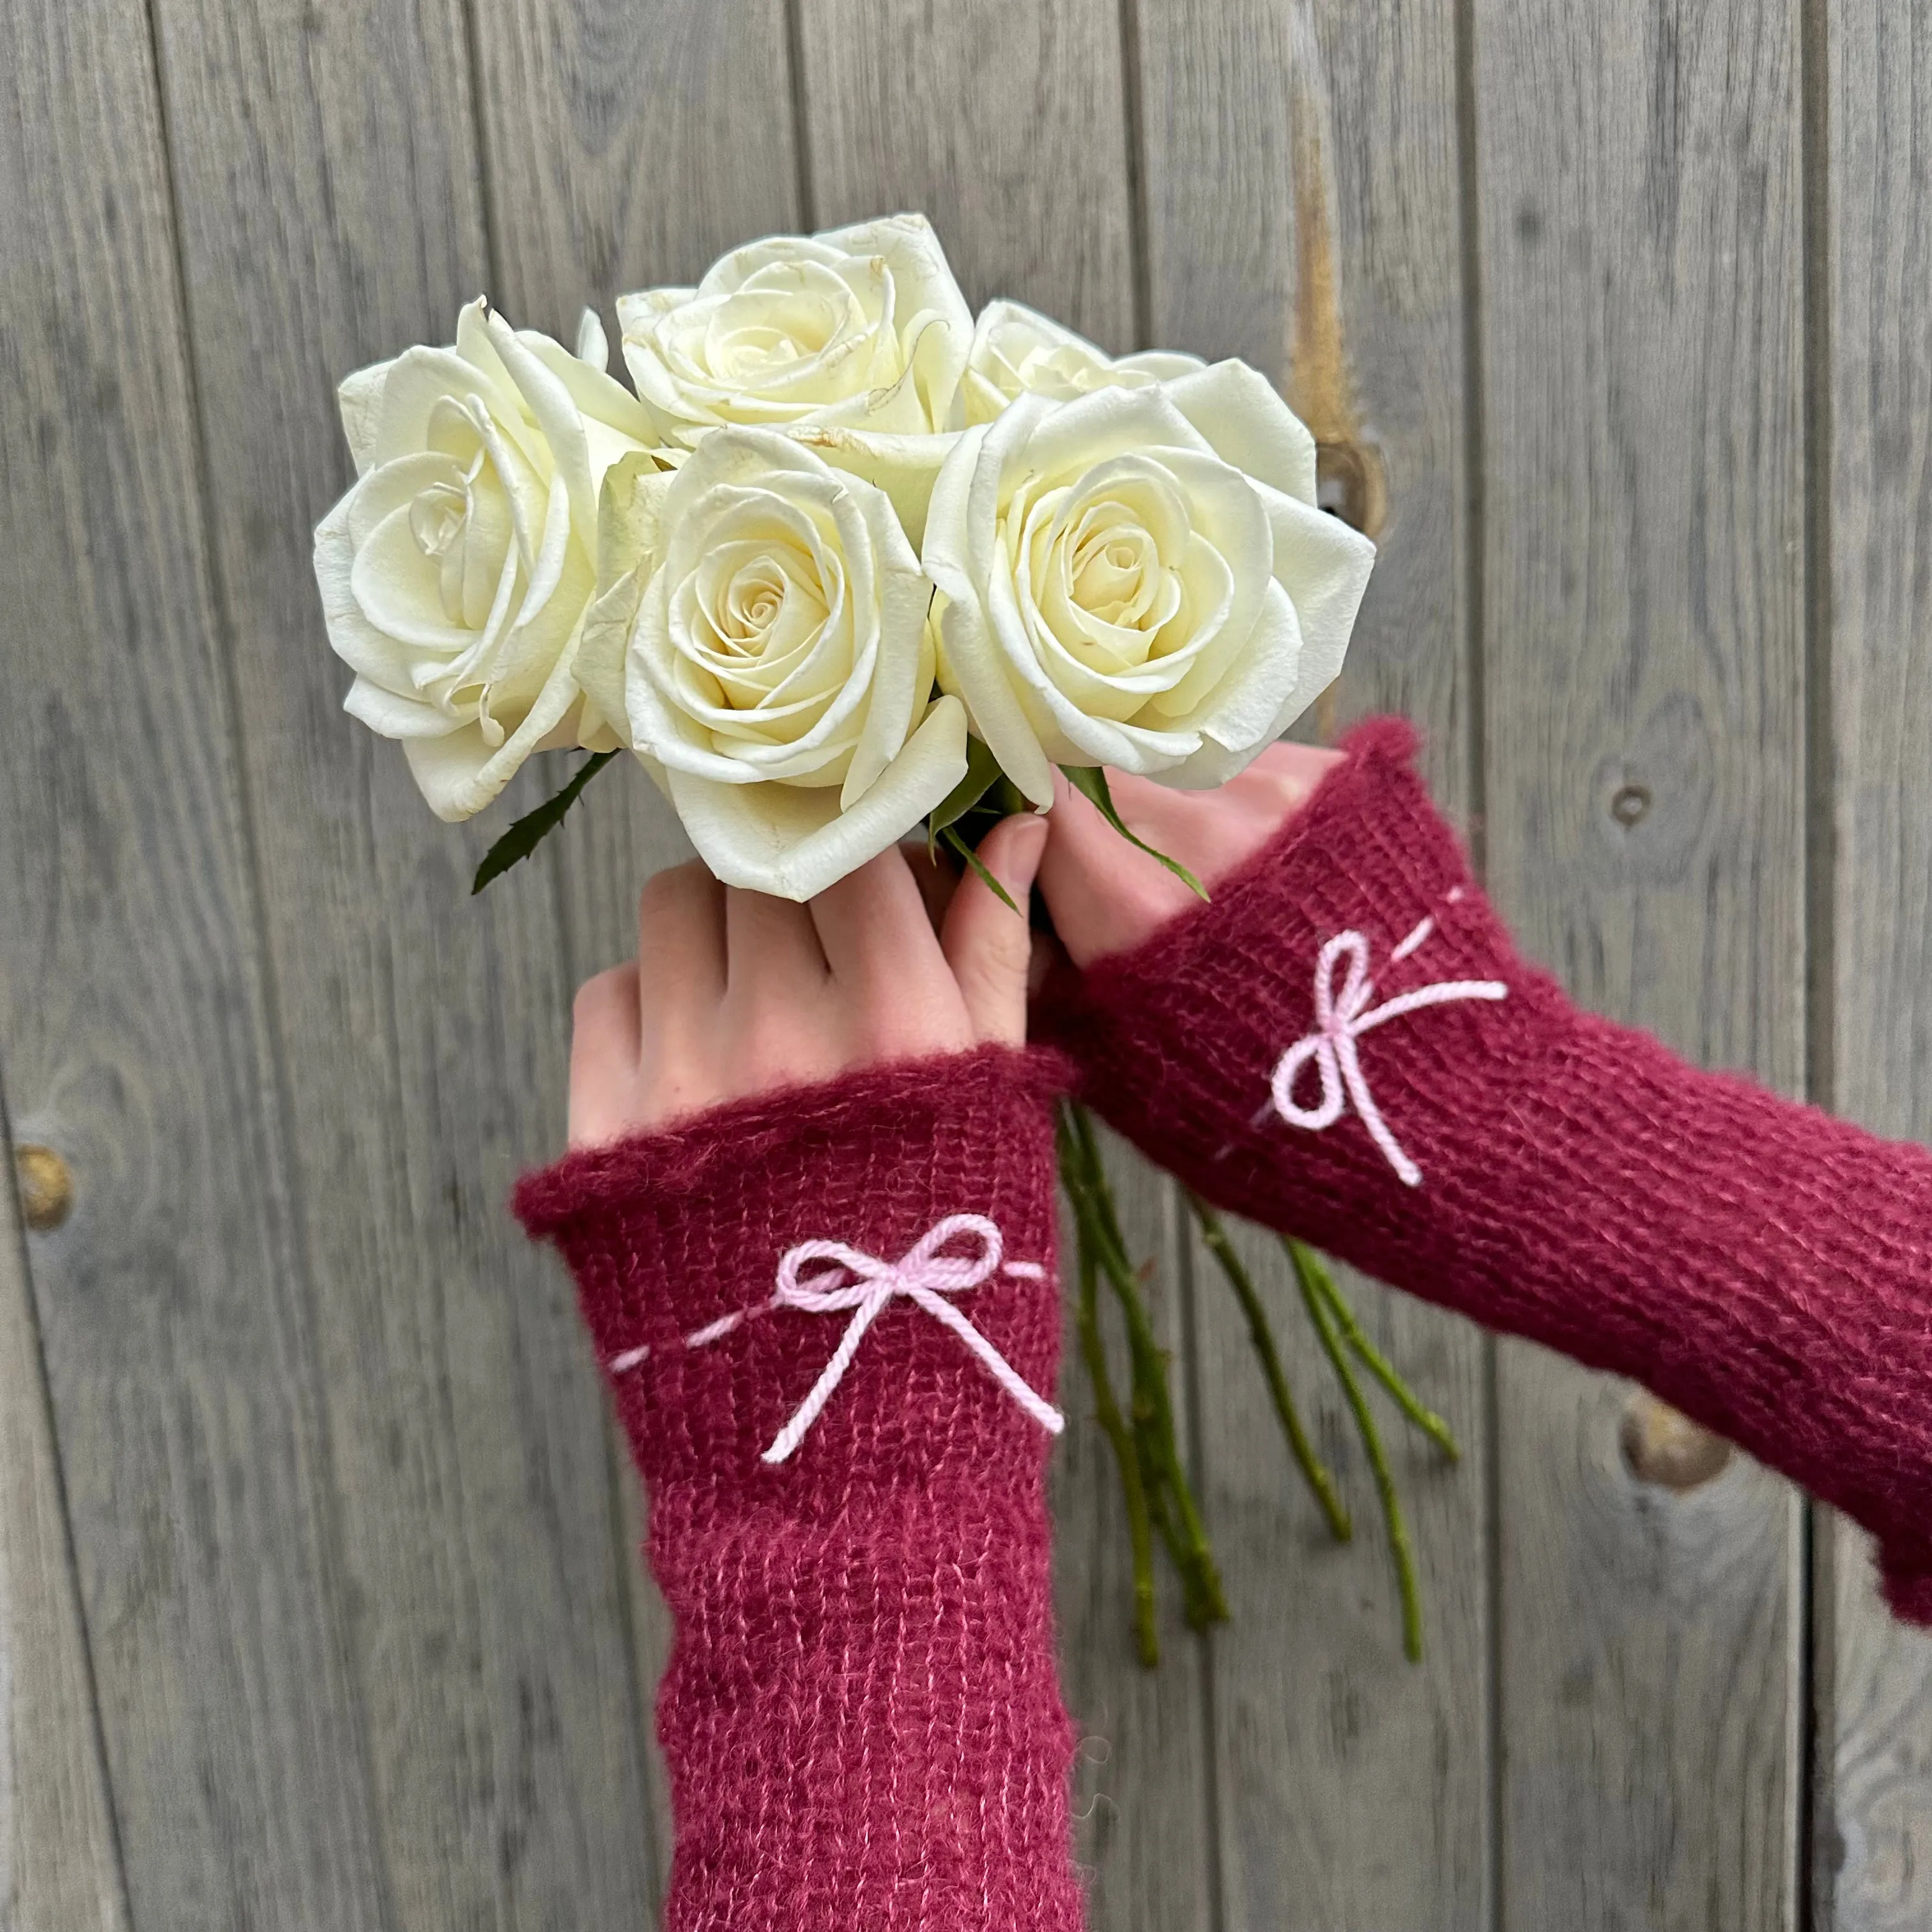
[4,0,1931,1925]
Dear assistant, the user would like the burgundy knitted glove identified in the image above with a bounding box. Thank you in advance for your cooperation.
[1041,717,1932,1624]
[514,1045,1083,1932]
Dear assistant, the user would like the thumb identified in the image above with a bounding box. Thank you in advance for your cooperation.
[941,813,1048,1045]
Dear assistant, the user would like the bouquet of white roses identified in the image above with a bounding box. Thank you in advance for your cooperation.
[316,212,1459,1661]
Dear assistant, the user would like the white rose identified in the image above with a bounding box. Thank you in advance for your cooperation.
[958,298,1204,425]
[617,213,973,448]
[314,300,658,820]
[923,360,1376,807]
[580,428,967,901]
[783,298,1201,551]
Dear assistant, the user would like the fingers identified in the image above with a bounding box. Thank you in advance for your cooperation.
[571,862,728,1144]
[1038,747,1345,967]
[898,838,961,933]
[942,812,1048,1045]
[567,962,641,1147]
[724,884,827,995]
[1078,766,1211,857]
[811,844,953,992]
[1037,769,1202,967]
[813,845,975,1059]
[636,861,726,1016]
[1241,739,1345,816]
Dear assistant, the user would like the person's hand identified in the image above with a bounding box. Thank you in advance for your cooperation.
[1036,739,1342,968]
[567,814,1048,1147]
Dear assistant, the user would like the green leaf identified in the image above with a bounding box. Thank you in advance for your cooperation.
[471,750,618,895]
[1059,764,1208,900]
[938,823,1020,915]
[925,735,1006,859]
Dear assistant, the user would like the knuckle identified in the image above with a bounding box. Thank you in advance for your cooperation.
[638,859,705,924]
[984,912,1035,977]
[572,965,626,1026]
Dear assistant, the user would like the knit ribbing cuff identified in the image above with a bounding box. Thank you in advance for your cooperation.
[515,1044,1073,1499]
[1043,718,1932,1627]
[1039,716,1575,1254]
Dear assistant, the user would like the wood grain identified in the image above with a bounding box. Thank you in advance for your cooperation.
[145,0,661,1921]
[797,0,1137,347]
[0,1122,128,1931]
[1474,2,1807,1924]
[1131,2,1490,1922]
[1820,4,1932,1924]
[471,0,800,343]
[0,3,396,1924]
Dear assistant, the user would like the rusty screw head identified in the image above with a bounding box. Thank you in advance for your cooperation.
[15,1145,74,1232]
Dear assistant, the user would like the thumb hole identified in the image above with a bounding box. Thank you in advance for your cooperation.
[941,813,1048,1045]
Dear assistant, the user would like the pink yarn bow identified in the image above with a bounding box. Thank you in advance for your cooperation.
[764,1213,1064,1464]
[1270,929,1508,1188]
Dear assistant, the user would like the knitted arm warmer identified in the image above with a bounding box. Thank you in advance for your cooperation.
[1041,718,1932,1624]
[514,1046,1083,1932]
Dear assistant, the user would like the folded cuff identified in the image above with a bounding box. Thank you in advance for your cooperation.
[516,1043,1073,1236]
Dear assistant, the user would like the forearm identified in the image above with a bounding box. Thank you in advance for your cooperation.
[517,1046,1084,1931]
[1044,719,1932,1619]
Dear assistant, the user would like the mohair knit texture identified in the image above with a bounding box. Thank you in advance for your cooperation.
[514,1045,1084,1932]
[1041,716,1932,1623]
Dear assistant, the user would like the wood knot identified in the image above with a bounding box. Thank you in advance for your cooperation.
[1315,438,1385,539]
[1610,783,1652,828]
[15,1144,75,1232]
[1620,1393,1731,1491]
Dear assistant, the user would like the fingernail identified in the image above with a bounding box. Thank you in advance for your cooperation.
[1002,811,1048,882]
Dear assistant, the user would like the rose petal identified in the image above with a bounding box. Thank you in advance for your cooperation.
[575,307,610,370]
[337,357,393,475]
[618,217,972,445]
[788,425,958,547]
[1160,358,1319,506]
[342,676,454,739]
[925,425,1057,807]
[1254,481,1377,707]
[666,696,967,901]
[401,635,589,822]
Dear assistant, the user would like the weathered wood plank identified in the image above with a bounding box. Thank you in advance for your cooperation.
[470,0,801,341]
[0,7,404,1924]
[1820,5,1932,1922]
[1134,3,1489,1921]
[468,0,806,1899]
[146,0,660,1921]
[0,1124,128,1932]
[796,12,1216,1926]
[1475,3,1807,1924]
[0,4,394,1924]
[798,0,1138,349]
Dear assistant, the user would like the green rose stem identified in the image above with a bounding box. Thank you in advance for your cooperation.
[1062,1109,1162,1666]
[1285,1238,1425,1662]
[1185,1195,1352,1542]
[1058,1100,1228,1653]
[1309,1256,1461,1463]
[1067,1103,1227,1629]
